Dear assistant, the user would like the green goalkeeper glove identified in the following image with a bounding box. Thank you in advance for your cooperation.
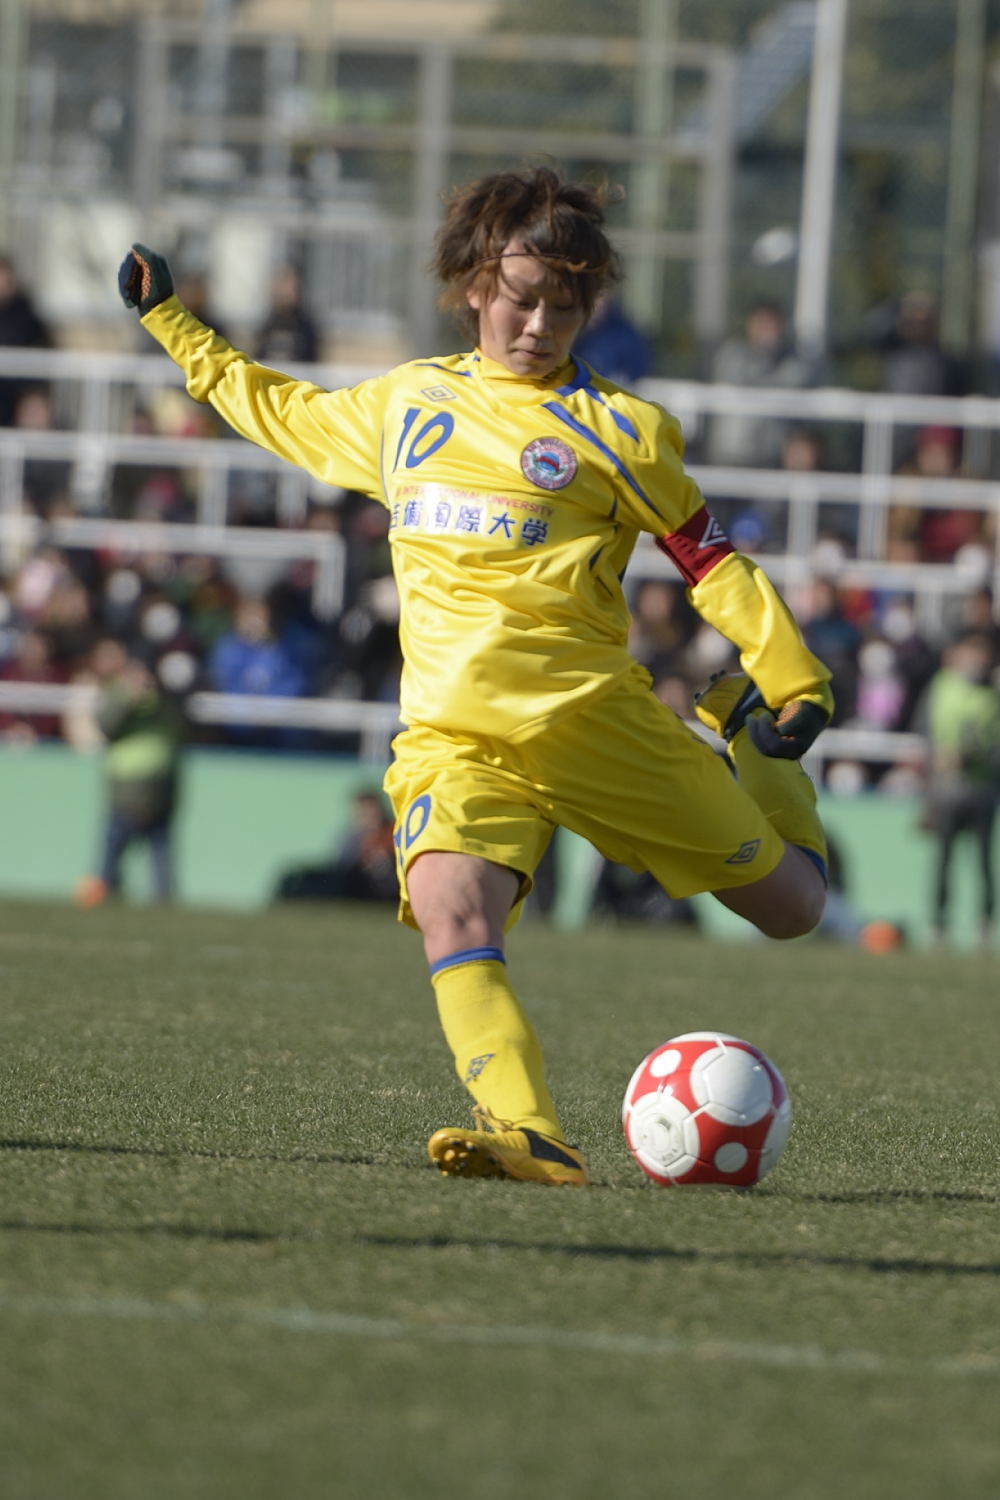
[118,243,174,314]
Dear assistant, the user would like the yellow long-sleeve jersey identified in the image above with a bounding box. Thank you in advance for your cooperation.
[142,298,830,742]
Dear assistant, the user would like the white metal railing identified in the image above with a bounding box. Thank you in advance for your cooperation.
[0,511,345,622]
[0,346,381,535]
[2,431,994,633]
[3,352,1000,565]
[1,345,997,761]
[3,347,999,525]
[0,681,402,764]
[629,533,990,643]
[5,347,1000,430]
[0,678,924,775]
[0,345,383,390]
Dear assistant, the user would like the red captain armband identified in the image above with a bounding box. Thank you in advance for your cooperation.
[655,506,735,586]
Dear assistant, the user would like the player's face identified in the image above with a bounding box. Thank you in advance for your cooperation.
[466,239,586,379]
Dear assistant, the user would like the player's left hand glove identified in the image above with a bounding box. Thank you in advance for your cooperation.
[118,243,174,314]
[748,684,833,760]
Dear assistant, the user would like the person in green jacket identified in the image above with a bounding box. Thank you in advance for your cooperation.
[921,631,1000,947]
[82,653,186,904]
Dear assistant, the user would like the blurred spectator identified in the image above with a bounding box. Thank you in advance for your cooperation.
[265,572,328,698]
[0,583,16,659]
[783,426,823,473]
[625,577,700,719]
[207,593,309,746]
[272,788,397,904]
[74,649,187,907]
[889,425,983,565]
[36,569,98,671]
[780,424,860,559]
[174,559,238,657]
[63,635,126,752]
[254,264,320,366]
[683,616,740,690]
[864,292,968,467]
[13,386,71,517]
[800,577,861,724]
[704,301,818,470]
[854,636,906,732]
[573,294,652,387]
[109,405,194,523]
[729,425,826,556]
[11,545,98,671]
[129,590,197,672]
[591,858,700,928]
[209,593,305,692]
[916,631,1000,948]
[0,254,53,428]
[173,271,229,343]
[627,578,695,689]
[950,587,1000,660]
[333,574,401,703]
[327,497,400,701]
[879,292,967,399]
[850,622,932,797]
[340,496,391,599]
[880,597,938,732]
[0,628,66,743]
[0,485,401,752]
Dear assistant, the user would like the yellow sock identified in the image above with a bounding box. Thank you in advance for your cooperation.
[728,715,828,869]
[430,948,563,1139]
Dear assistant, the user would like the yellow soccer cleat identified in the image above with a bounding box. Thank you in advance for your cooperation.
[427,1107,588,1186]
[694,670,767,743]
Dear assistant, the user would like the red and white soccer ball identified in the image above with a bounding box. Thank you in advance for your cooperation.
[622,1032,792,1187]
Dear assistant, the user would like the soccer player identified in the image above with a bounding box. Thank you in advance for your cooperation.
[118,166,833,1187]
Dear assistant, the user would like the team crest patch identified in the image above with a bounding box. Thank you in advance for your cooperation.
[520,435,577,491]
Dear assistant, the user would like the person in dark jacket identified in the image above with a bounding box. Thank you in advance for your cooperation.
[0,255,53,427]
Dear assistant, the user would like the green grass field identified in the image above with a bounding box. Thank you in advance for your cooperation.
[1,898,998,1500]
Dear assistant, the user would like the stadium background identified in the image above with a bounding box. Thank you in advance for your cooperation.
[2,0,1000,944]
[3,10,1000,1500]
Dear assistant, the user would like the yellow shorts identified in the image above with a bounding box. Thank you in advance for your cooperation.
[383,668,785,930]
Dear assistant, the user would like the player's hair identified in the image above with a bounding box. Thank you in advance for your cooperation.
[432,165,622,339]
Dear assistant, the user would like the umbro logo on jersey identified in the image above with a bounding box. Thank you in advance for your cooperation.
[699,514,729,548]
[420,385,457,401]
[725,839,761,865]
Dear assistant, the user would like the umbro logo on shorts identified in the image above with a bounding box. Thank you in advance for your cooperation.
[725,839,761,865]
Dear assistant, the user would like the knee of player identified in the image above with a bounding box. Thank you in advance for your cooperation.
[759,884,826,941]
[421,910,499,963]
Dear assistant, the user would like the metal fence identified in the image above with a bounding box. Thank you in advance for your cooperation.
[3,342,1000,595]
[3,342,1000,763]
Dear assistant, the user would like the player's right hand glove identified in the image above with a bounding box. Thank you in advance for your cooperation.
[747,683,834,761]
[118,243,174,315]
